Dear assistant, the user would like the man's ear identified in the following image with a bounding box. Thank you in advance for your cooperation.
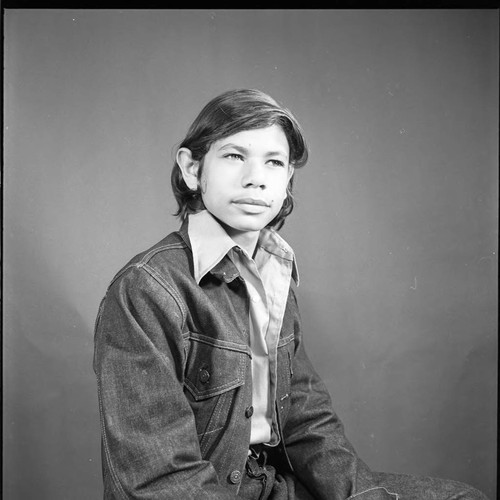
[176,148,200,190]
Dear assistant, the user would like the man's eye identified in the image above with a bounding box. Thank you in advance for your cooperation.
[269,159,285,167]
[225,153,244,161]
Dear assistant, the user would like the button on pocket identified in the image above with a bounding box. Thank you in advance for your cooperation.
[199,366,210,384]
[229,470,242,484]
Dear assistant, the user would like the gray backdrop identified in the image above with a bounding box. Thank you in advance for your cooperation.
[3,9,498,499]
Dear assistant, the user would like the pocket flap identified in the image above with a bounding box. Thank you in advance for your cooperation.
[184,333,249,401]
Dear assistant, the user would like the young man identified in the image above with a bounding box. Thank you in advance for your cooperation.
[93,89,488,499]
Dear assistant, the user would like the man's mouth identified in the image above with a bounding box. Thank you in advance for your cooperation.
[232,198,270,207]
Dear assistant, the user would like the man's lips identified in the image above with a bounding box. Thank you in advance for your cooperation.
[232,198,270,207]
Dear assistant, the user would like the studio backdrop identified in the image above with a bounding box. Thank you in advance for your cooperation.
[3,9,498,499]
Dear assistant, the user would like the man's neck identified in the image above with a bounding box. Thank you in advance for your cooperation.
[223,226,260,258]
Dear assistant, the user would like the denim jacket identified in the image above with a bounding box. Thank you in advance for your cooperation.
[93,221,397,500]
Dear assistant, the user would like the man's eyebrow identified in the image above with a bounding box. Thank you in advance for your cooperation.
[264,150,289,159]
[218,143,289,158]
[218,143,248,154]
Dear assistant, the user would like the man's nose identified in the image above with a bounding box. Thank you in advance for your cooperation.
[241,159,266,188]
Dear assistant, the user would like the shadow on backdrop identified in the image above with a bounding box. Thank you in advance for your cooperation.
[4,227,102,499]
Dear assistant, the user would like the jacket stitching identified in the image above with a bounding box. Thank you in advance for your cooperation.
[199,391,230,455]
[140,263,187,328]
[185,376,245,400]
[139,241,187,265]
[185,331,252,356]
[347,486,399,499]
[96,377,129,500]
[106,240,186,289]
[277,332,295,347]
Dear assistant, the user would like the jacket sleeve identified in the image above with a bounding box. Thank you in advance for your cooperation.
[93,265,237,500]
[282,290,398,500]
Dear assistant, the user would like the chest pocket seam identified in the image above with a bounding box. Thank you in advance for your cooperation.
[184,332,250,401]
[277,332,294,348]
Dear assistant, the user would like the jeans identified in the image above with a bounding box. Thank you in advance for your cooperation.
[238,448,490,500]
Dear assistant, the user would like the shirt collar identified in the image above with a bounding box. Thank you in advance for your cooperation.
[255,226,300,286]
[187,210,299,286]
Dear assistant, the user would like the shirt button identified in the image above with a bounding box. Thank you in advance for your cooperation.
[229,470,242,484]
[251,295,260,303]
[245,406,254,418]
[199,368,210,384]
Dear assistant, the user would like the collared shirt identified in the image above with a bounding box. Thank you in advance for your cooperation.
[188,210,299,445]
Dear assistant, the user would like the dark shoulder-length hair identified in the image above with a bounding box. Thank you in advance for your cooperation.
[171,88,309,230]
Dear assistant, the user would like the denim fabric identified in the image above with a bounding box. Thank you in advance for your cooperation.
[94,220,489,500]
[239,466,490,500]
[238,450,315,499]
[372,472,489,500]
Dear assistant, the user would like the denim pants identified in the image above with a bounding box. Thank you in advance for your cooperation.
[237,448,489,500]
[238,448,313,500]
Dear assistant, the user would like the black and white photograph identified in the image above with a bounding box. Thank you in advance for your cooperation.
[3,9,498,499]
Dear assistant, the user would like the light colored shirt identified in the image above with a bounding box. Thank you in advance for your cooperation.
[188,210,299,445]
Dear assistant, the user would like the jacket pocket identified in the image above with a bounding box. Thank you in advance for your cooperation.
[183,332,250,455]
[184,332,248,400]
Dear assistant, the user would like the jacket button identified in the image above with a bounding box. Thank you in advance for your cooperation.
[245,406,254,418]
[199,368,210,384]
[229,470,242,484]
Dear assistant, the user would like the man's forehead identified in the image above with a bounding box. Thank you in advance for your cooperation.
[212,126,290,155]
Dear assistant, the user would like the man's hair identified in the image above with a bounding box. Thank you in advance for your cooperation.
[171,88,309,230]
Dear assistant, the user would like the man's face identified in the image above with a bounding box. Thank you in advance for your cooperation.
[199,125,293,239]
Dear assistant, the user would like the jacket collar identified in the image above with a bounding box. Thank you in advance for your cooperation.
[179,210,299,285]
